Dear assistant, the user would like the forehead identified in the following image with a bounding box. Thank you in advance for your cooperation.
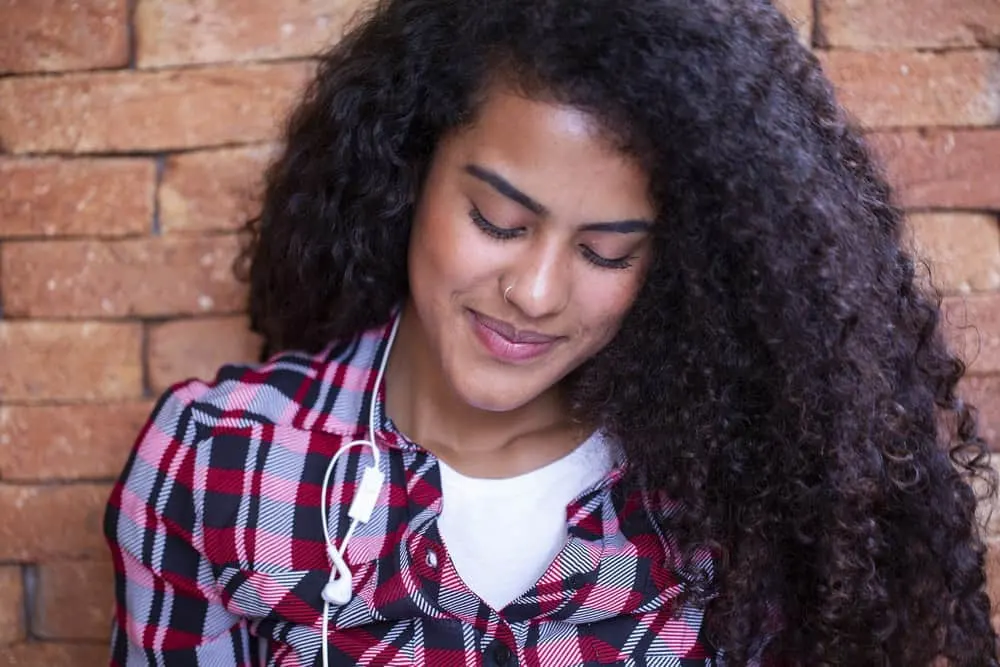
[441,85,654,218]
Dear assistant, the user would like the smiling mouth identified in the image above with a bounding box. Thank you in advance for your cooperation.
[473,311,558,344]
[468,310,561,362]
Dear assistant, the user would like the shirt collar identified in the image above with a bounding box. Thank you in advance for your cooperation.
[294,308,627,489]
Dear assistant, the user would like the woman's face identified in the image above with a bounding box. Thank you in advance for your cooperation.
[407,85,655,412]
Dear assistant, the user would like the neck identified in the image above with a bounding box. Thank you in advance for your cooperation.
[384,302,585,478]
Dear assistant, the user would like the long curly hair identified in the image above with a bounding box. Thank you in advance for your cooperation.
[240,0,999,663]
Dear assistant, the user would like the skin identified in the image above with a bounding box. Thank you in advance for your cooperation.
[385,84,655,478]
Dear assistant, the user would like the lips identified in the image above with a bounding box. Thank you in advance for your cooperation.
[468,310,560,363]
[474,312,558,344]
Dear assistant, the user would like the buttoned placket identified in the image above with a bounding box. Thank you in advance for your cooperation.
[372,408,632,657]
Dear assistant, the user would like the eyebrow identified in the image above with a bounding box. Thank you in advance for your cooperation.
[464,164,547,216]
[579,220,652,234]
[463,163,654,234]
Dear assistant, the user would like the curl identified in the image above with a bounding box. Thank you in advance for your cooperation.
[239,0,999,663]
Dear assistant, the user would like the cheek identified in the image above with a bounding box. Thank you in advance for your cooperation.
[409,199,501,296]
[576,273,645,343]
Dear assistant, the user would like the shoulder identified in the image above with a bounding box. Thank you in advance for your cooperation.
[108,329,384,517]
[154,327,387,440]
[115,327,387,492]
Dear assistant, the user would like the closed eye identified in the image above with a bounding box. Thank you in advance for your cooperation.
[471,206,636,270]
[469,207,523,240]
[579,245,634,270]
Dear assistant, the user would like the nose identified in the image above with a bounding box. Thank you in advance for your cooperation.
[503,239,572,319]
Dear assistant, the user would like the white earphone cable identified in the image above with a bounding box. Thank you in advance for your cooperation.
[319,315,400,667]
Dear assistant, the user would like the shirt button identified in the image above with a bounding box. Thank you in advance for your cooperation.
[485,639,515,666]
[424,547,438,570]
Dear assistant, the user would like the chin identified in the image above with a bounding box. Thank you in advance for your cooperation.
[451,375,543,413]
[460,389,534,414]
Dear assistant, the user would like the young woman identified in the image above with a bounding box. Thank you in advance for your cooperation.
[105,0,999,664]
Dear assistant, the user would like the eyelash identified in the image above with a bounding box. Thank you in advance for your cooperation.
[581,246,633,270]
[468,207,634,270]
[469,207,522,241]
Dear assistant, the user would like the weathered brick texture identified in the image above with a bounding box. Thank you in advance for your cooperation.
[0,403,154,481]
[819,50,1000,128]
[0,643,109,666]
[943,295,1000,376]
[871,130,1000,211]
[159,145,275,233]
[0,485,111,561]
[0,322,143,403]
[821,0,1000,49]
[136,0,369,67]
[774,0,813,42]
[963,376,1000,444]
[0,158,155,239]
[0,63,313,154]
[32,561,114,640]
[148,316,261,393]
[988,543,1000,626]
[908,213,1000,293]
[0,0,129,74]
[0,0,998,659]
[1,236,245,318]
[0,568,25,645]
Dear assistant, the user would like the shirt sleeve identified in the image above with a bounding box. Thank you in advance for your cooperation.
[104,383,253,666]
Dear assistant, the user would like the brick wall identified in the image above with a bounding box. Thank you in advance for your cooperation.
[0,1,998,662]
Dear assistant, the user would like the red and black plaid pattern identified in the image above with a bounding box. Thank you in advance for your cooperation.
[105,318,723,666]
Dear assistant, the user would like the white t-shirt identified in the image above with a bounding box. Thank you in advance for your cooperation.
[436,431,613,610]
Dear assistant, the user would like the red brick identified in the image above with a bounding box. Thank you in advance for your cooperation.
[821,0,1000,50]
[148,317,261,393]
[974,456,1000,543]
[942,295,1000,377]
[870,130,1000,211]
[2,236,245,318]
[0,158,154,239]
[987,541,1000,630]
[0,485,111,560]
[136,0,368,67]
[0,567,24,645]
[962,376,1000,449]
[906,213,1000,294]
[0,642,108,666]
[977,474,1000,544]
[159,145,275,234]
[775,0,812,44]
[0,322,142,402]
[0,0,128,74]
[33,561,112,640]
[818,50,1000,128]
[0,403,154,482]
[0,63,312,154]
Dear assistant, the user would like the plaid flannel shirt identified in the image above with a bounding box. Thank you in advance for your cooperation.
[105,315,723,666]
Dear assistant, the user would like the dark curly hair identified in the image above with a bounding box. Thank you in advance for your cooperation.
[240,0,999,663]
